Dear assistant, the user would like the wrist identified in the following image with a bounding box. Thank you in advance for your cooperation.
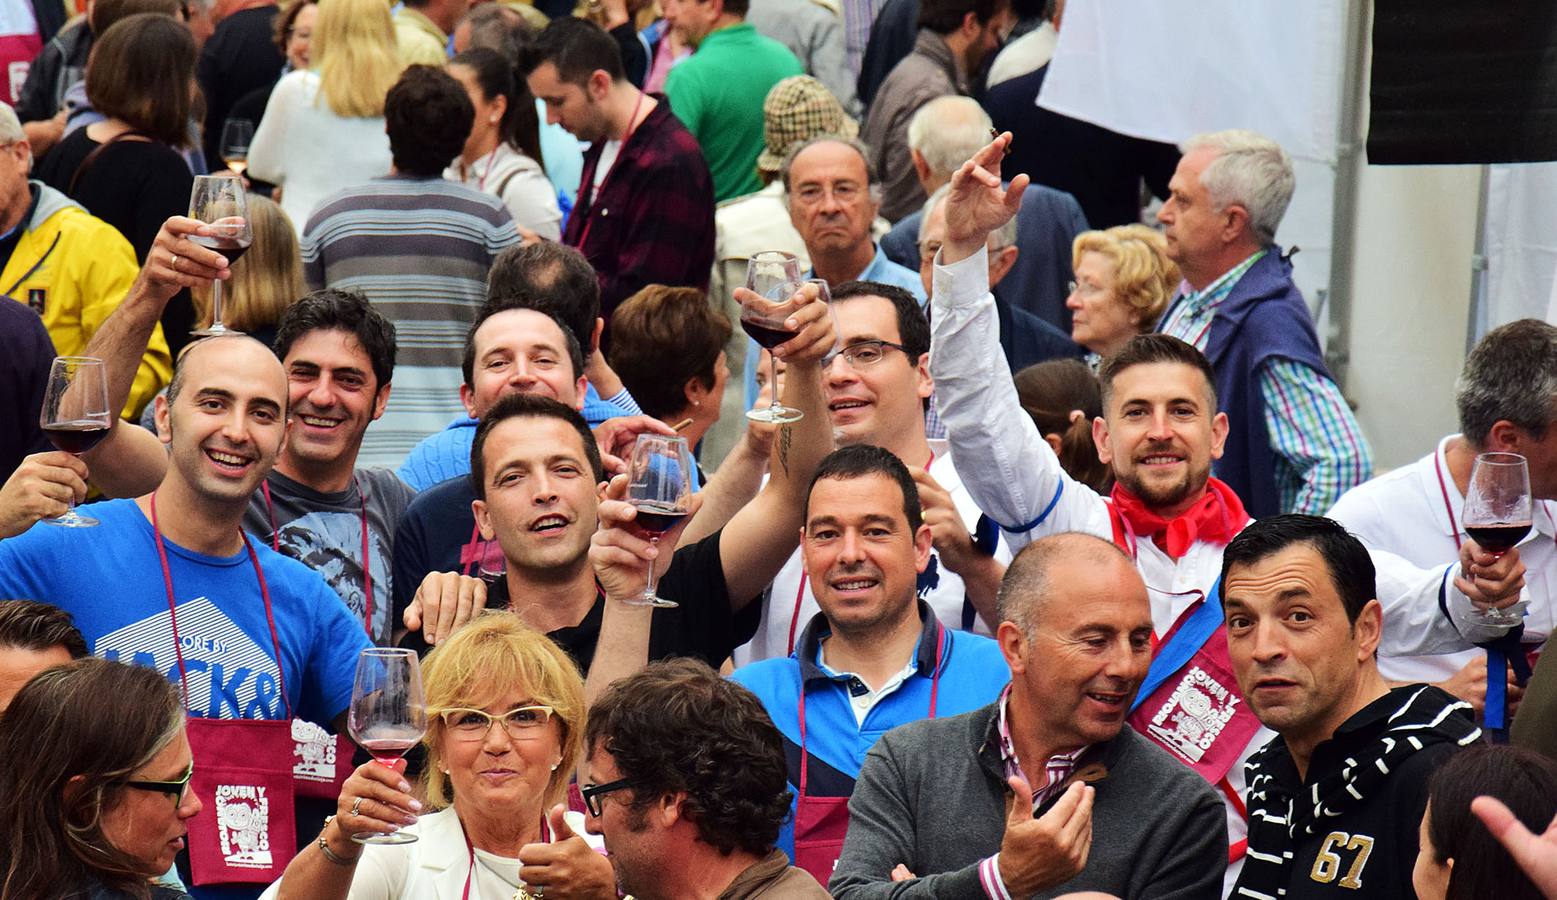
[319,817,361,864]
[941,237,987,266]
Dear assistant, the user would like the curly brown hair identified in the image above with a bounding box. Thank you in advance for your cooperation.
[586,658,792,856]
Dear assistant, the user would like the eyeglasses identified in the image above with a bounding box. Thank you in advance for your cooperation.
[1067,280,1107,298]
[437,705,555,742]
[580,776,645,817]
[123,763,195,808]
[822,339,912,369]
[793,181,864,207]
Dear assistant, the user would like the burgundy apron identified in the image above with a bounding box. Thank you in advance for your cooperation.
[792,625,944,885]
[150,494,333,886]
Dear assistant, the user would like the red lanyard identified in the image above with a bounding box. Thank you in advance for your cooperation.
[262,476,373,638]
[574,90,646,252]
[786,451,936,655]
[475,146,500,191]
[150,492,292,718]
[797,623,943,799]
[461,814,553,900]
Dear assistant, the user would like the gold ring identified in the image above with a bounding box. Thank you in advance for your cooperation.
[170,254,179,270]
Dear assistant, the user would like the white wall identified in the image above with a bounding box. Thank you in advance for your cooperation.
[1342,164,1481,470]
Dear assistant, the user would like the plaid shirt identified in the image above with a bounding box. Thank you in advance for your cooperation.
[977,684,1088,900]
[564,96,716,320]
[1159,251,1372,515]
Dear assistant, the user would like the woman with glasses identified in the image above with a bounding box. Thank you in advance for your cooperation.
[1065,224,1180,363]
[0,657,199,900]
[268,613,615,899]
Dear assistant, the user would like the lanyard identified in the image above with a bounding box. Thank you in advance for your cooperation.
[262,476,373,638]
[797,623,943,799]
[574,90,647,252]
[150,492,292,718]
[462,815,553,900]
[476,145,501,191]
[786,451,937,655]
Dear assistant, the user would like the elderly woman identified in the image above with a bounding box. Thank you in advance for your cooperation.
[1065,224,1180,361]
[0,658,200,899]
[272,614,614,899]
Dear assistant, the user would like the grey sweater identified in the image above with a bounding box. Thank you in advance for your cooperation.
[829,703,1228,899]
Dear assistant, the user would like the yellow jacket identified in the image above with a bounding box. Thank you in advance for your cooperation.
[393,7,447,68]
[3,183,171,419]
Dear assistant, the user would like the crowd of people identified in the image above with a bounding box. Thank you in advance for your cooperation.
[0,0,1556,898]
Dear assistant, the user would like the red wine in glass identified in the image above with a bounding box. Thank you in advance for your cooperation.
[188,234,252,266]
[358,730,424,767]
[1462,451,1532,627]
[43,420,110,454]
[741,317,798,350]
[1464,522,1532,553]
[624,434,693,607]
[348,648,426,844]
[188,175,253,336]
[632,501,688,535]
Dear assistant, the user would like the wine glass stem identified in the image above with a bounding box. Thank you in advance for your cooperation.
[767,353,781,412]
[210,277,224,330]
[644,536,661,597]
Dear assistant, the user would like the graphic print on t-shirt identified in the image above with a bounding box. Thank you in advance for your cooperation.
[95,596,285,719]
[273,508,391,641]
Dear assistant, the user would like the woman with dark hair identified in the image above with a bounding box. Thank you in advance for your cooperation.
[35,13,198,354]
[1414,744,1557,900]
[1012,358,1110,493]
[0,657,199,899]
[609,284,730,449]
[444,48,561,239]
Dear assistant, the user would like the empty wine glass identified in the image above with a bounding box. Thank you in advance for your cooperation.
[347,648,427,844]
[1462,451,1532,627]
[188,175,253,336]
[743,251,805,424]
[219,119,253,178]
[623,434,694,608]
[39,356,111,527]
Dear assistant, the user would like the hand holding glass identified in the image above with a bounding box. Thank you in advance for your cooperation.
[347,648,427,844]
[39,356,110,527]
[188,175,252,336]
[1462,451,1532,627]
[623,434,694,608]
[743,251,805,424]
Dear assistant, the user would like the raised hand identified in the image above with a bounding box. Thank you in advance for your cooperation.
[942,132,1029,265]
[517,804,618,899]
[996,777,1094,896]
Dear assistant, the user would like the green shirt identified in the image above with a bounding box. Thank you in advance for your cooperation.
[666,22,802,201]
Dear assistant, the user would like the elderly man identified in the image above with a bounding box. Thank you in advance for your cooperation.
[883,95,1089,331]
[1155,129,1372,517]
[661,0,802,200]
[830,533,1228,898]
[1223,515,1481,900]
[731,445,1011,881]
[859,0,1014,221]
[1329,320,1557,729]
[583,659,829,898]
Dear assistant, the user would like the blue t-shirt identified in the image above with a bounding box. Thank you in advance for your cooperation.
[0,498,369,725]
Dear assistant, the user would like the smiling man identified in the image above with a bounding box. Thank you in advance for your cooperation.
[1223,515,1482,900]
[830,533,1227,898]
[731,445,1009,882]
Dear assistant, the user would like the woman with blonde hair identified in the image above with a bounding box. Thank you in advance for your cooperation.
[1065,224,1180,361]
[248,0,403,234]
[192,195,306,346]
[267,614,616,899]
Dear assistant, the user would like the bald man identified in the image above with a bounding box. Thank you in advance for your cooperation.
[831,533,1226,899]
[0,335,372,893]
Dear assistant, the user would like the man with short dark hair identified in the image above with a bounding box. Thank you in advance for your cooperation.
[859,0,1014,221]
[0,599,87,710]
[661,0,801,200]
[831,532,1228,898]
[1223,514,1482,900]
[584,659,829,898]
[302,65,519,467]
[731,445,1010,882]
[522,17,715,323]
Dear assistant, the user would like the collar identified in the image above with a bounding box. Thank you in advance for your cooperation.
[0,182,41,242]
[1177,248,1267,314]
[718,849,796,899]
[911,28,967,92]
[261,468,362,506]
[795,598,942,686]
[698,20,753,47]
[977,694,1117,811]
[396,5,447,39]
[408,807,468,874]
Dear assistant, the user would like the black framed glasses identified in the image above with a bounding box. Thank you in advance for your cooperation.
[580,777,644,817]
[822,339,912,369]
[123,763,194,808]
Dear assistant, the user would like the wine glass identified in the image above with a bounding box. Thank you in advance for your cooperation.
[219,119,253,178]
[623,434,694,608]
[187,175,253,337]
[743,251,805,424]
[347,648,427,844]
[39,356,111,528]
[1462,451,1532,628]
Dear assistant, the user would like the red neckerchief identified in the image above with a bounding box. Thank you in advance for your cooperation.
[1108,478,1247,560]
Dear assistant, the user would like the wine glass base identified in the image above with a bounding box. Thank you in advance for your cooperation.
[352,831,419,845]
[44,512,98,528]
[746,405,804,424]
[619,595,680,609]
[190,324,244,337]
[1473,610,1525,628]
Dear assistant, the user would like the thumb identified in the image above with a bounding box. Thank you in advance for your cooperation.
[1006,775,1034,826]
[403,598,422,631]
[548,802,576,840]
